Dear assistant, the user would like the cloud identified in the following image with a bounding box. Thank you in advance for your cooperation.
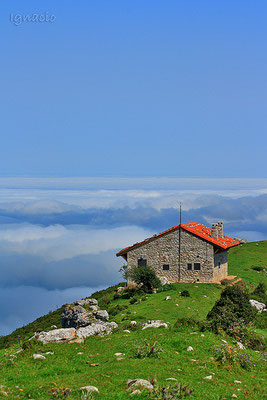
[0,285,104,336]
[0,177,266,336]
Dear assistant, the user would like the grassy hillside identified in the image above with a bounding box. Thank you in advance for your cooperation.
[0,241,266,400]
[228,241,267,285]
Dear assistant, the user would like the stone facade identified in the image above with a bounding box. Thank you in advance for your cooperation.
[126,227,228,283]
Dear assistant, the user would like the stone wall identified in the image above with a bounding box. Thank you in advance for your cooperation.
[213,251,228,281]
[126,228,228,283]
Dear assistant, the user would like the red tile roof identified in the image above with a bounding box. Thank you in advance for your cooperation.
[116,222,240,256]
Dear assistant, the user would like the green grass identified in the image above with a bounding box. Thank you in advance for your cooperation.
[228,241,267,286]
[0,241,266,399]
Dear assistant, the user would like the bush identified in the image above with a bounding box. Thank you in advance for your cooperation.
[181,290,190,297]
[213,343,254,370]
[251,283,267,303]
[255,312,267,329]
[227,323,266,351]
[108,304,128,316]
[134,340,164,359]
[207,285,257,333]
[220,279,230,286]
[251,266,264,272]
[174,317,209,331]
[142,382,193,399]
[127,265,161,292]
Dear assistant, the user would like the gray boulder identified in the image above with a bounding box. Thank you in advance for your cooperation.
[94,310,109,321]
[32,354,46,360]
[142,320,168,330]
[61,305,96,328]
[77,321,117,338]
[76,298,98,306]
[127,379,153,391]
[38,328,84,344]
[249,299,266,313]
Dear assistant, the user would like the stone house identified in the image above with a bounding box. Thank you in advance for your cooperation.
[116,222,239,283]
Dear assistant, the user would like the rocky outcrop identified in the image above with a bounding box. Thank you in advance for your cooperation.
[37,298,118,344]
[78,321,117,338]
[249,299,266,312]
[94,310,109,321]
[38,328,84,344]
[61,305,95,328]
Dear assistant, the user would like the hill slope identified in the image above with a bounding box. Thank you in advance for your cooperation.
[0,241,266,399]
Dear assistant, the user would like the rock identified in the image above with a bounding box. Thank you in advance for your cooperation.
[114,353,124,356]
[94,310,109,321]
[45,351,54,355]
[234,380,242,384]
[187,346,194,352]
[76,298,98,306]
[201,334,205,337]
[117,286,125,293]
[51,325,57,329]
[190,332,197,335]
[130,321,137,325]
[123,330,131,333]
[160,277,170,285]
[232,395,237,398]
[77,321,117,338]
[32,354,46,360]
[249,299,266,313]
[203,375,212,380]
[77,352,83,355]
[165,296,171,301]
[38,328,84,344]
[130,390,141,396]
[166,378,177,381]
[237,342,245,350]
[109,321,118,329]
[142,320,168,330]
[80,386,99,393]
[61,305,96,328]
[127,379,153,391]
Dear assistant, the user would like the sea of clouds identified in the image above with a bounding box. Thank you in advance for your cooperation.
[0,177,267,335]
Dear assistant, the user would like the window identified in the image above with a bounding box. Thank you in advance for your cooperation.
[194,263,201,270]
[138,258,147,267]
[162,264,169,270]
[187,263,192,270]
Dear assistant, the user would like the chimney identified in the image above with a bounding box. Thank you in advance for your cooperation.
[217,222,223,237]
[211,224,218,240]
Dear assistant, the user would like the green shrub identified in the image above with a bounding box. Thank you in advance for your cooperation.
[207,285,257,333]
[220,279,230,286]
[130,296,139,305]
[127,265,161,292]
[142,382,193,399]
[181,290,190,297]
[251,266,264,272]
[213,343,254,370]
[227,323,266,351]
[108,304,128,316]
[251,282,267,303]
[134,340,163,359]
[255,312,267,329]
[174,317,210,332]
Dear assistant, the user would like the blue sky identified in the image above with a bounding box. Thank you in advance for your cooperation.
[1,0,267,177]
[0,2,267,335]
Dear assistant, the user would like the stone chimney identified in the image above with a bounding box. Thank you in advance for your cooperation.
[211,224,218,240]
[217,222,223,237]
